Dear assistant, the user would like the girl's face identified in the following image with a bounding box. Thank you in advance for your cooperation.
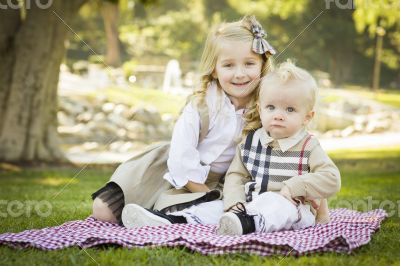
[258,80,314,139]
[213,40,263,109]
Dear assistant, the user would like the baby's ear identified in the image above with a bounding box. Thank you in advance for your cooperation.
[304,110,315,124]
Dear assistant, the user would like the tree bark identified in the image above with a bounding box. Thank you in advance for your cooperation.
[0,0,87,162]
[101,0,121,67]
[0,0,21,132]
[330,49,353,86]
[372,28,385,91]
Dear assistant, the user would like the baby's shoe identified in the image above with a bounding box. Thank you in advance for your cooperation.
[217,202,256,236]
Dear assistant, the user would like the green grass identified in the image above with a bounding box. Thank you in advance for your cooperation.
[344,85,400,108]
[87,86,187,116]
[1,147,400,265]
[318,85,400,108]
[319,93,343,104]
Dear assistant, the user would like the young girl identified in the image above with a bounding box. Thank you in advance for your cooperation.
[217,61,341,235]
[91,15,275,227]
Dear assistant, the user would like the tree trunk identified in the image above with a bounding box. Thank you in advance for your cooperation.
[0,0,21,131]
[0,0,87,162]
[372,28,385,91]
[101,0,121,67]
[397,72,400,88]
[329,56,338,86]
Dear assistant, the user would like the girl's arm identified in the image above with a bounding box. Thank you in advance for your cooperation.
[185,181,210,193]
[164,102,211,189]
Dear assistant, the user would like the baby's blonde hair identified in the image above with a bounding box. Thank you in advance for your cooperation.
[243,61,318,136]
[191,16,273,109]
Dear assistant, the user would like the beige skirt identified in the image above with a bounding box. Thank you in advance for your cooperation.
[153,171,224,212]
[97,141,224,212]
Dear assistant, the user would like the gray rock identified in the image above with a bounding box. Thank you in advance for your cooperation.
[59,97,85,115]
[114,104,129,116]
[116,128,127,139]
[126,121,147,140]
[130,107,162,124]
[146,125,158,139]
[94,122,119,135]
[76,112,93,123]
[58,123,91,138]
[58,111,75,126]
[82,142,100,151]
[93,112,107,122]
[107,113,128,127]
[102,102,115,114]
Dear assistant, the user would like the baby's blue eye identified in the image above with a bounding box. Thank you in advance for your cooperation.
[287,107,295,112]
[266,105,275,111]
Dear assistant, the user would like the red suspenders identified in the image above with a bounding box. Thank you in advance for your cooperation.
[298,134,312,175]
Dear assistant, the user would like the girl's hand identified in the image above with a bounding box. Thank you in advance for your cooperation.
[185,181,210,193]
[279,186,297,206]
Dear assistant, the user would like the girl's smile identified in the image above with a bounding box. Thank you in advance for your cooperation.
[231,81,251,86]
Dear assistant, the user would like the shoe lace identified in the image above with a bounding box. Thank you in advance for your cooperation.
[226,202,256,234]
[226,202,255,217]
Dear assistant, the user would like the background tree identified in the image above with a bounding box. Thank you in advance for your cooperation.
[1,0,399,164]
[0,0,87,162]
[228,0,358,85]
[101,0,121,67]
[353,0,400,89]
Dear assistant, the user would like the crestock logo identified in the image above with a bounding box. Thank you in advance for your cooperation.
[333,197,400,217]
[0,0,53,9]
[325,0,355,9]
[325,0,400,10]
[0,200,52,218]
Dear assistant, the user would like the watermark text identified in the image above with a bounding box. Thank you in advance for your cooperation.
[0,0,53,10]
[0,200,52,217]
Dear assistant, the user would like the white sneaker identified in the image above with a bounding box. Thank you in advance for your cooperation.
[217,212,244,236]
[122,204,172,229]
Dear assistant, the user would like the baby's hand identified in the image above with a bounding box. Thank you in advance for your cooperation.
[279,186,297,206]
[309,199,320,210]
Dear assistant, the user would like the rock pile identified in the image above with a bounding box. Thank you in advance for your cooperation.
[58,95,174,153]
[58,91,399,154]
[315,97,399,138]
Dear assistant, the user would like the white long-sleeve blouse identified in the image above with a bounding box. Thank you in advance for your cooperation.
[163,82,246,188]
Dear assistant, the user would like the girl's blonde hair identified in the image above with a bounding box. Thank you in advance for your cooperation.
[243,61,318,136]
[191,15,273,111]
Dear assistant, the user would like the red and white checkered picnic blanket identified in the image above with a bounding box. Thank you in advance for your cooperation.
[0,208,387,256]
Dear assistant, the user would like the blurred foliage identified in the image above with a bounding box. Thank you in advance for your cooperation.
[119,0,207,66]
[65,0,400,88]
[353,0,400,35]
[228,0,308,19]
[353,0,400,72]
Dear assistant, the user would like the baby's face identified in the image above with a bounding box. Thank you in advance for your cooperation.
[258,80,314,139]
